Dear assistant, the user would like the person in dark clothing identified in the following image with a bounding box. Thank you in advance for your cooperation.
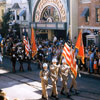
[17,46,24,72]
[11,46,17,73]
[37,46,44,69]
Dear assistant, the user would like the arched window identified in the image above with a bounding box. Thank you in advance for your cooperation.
[40,6,60,22]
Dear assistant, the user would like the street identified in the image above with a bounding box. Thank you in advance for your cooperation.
[0,57,100,100]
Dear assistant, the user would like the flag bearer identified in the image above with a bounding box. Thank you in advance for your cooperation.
[69,67,81,94]
[50,58,60,100]
[60,59,73,98]
[40,63,49,100]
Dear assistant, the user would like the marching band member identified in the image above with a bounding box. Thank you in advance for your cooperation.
[40,63,49,100]
[50,58,60,100]
[59,59,73,98]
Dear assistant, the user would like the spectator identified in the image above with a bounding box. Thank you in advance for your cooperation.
[89,50,94,74]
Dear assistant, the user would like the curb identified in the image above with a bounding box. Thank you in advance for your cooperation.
[80,71,100,80]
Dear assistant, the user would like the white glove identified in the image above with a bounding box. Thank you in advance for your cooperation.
[60,78,62,81]
[79,74,81,78]
[71,75,73,79]
[44,76,47,80]
[57,64,60,68]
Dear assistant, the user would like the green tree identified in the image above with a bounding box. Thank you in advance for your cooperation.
[1,10,11,37]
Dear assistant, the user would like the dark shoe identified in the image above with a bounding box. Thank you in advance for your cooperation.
[75,90,79,95]
[12,70,16,73]
[55,95,59,100]
[60,91,65,95]
[42,95,45,99]
[66,93,71,98]
[28,67,32,71]
[69,86,73,92]
[51,93,55,97]
[19,67,24,72]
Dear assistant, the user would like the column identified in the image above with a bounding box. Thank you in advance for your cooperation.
[48,30,53,40]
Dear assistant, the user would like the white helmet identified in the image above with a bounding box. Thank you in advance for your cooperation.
[43,63,48,67]
[62,59,66,63]
[52,58,57,63]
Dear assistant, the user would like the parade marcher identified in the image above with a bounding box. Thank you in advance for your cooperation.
[37,45,44,69]
[50,58,60,100]
[11,46,17,73]
[17,46,24,72]
[59,59,73,98]
[69,67,81,95]
[25,51,32,71]
[40,63,49,100]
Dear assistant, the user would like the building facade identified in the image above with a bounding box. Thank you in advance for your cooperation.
[78,0,100,47]
[30,0,78,42]
[6,0,30,37]
[0,0,6,28]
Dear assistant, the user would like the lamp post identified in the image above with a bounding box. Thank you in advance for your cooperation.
[27,0,32,24]
[27,0,32,38]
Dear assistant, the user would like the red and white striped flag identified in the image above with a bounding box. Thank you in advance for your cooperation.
[62,43,78,78]
[23,37,30,56]
[62,43,71,66]
[70,47,78,78]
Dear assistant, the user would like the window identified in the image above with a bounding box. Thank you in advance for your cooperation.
[17,15,19,20]
[85,16,89,22]
[40,6,60,22]
[81,7,89,22]
[23,16,26,20]
[96,8,100,22]
[13,16,15,20]
[80,0,91,4]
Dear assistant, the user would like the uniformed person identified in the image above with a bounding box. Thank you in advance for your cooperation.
[37,45,44,69]
[17,46,24,72]
[50,58,60,100]
[69,67,81,94]
[25,51,32,71]
[40,63,49,100]
[11,46,17,73]
[59,59,73,97]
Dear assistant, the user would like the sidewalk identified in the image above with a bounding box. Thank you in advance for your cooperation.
[80,71,100,79]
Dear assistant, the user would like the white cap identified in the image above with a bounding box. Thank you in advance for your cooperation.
[43,63,48,67]
[52,58,57,63]
[62,59,66,63]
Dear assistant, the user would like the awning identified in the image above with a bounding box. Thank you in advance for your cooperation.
[12,3,20,9]
[81,8,89,17]
[19,10,26,16]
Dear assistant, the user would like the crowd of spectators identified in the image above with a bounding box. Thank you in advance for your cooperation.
[0,35,100,74]
[83,45,100,74]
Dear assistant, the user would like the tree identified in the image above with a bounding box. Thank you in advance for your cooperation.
[1,10,11,37]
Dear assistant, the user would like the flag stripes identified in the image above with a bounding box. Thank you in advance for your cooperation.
[62,43,78,78]
[23,37,30,56]
[62,43,71,66]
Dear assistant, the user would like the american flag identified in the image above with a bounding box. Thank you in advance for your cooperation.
[23,36,30,56]
[62,43,78,78]
[62,43,71,66]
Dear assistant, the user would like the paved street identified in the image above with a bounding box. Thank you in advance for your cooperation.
[0,56,100,100]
